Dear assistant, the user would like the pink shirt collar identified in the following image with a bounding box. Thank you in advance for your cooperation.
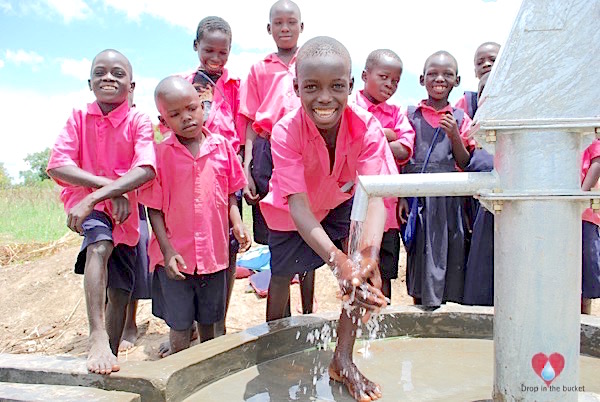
[86,100,130,127]
[264,50,298,66]
[161,126,219,159]
[355,90,396,118]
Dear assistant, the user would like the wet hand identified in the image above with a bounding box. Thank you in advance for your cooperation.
[164,251,186,281]
[233,223,252,252]
[109,195,130,225]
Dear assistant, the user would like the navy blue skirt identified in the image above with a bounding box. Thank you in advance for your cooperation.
[268,198,352,277]
[583,221,600,299]
[463,207,494,306]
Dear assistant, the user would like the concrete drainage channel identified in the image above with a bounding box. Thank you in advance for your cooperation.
[1,305,600,401]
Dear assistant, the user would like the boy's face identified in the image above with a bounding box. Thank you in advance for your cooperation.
[193,30,230,75]
[294,55,353,131]
[474,44,499,79]
[420,54,460,102]
[88,51,133,107]
[158,85,204,139]
[361,55,403,104]
[267,7,303,50]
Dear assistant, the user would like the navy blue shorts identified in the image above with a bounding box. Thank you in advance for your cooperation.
[380,229,400,280]
[268,198,352,277]
[132,205,151,300]
[251,136,272,245]
[582,221,600,299]
[74,210,137,294]
[152,268,227,330]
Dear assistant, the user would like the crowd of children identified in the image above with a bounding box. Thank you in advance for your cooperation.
[46,0,599,400]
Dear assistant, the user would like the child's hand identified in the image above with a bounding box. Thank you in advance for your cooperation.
[233,223,252,252]
[164,251,186,281]
[398,198,409,224]
[383,128,398,142]
[243,175,260,205]
[439,112,460,138]
[109,195,130,225]
[67,197,95,234]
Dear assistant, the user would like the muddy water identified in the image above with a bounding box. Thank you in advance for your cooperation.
[186,337,600,401]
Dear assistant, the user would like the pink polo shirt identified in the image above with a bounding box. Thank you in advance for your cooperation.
[352,90,409,230]
[260,102,397,232]
[582,140,600,226]
[410,100,476,152]
[47,101,156,247]
[181,67,244,152]
[454,93,469,114]
[139,128,246,275]
[239,51,300,137]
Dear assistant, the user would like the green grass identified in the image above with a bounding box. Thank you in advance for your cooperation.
[0,181,67,243]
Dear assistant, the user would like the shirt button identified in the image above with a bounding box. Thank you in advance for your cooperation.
[193,162,197,167]
[195,232,201,237]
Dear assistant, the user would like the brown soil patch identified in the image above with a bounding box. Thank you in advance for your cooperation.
[0,244,597,364]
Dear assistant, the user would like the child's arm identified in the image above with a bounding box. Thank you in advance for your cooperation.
[65,166,155,234]
[583,156,600,191]
[147,207,186,280]
[383,128,397,142]
[439,113,471,169]
[389,110,415,165]
[229,194,251,252]
[288,193,386,309]
[389,142,410,162]
[242,120,260,204]
[47,166,113,189]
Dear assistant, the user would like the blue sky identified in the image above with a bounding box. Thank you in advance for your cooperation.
[0,0,521,182]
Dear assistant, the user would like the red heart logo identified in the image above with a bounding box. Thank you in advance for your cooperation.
[531,353,565,386]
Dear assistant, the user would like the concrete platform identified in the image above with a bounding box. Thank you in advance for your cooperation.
[0,381,141,401]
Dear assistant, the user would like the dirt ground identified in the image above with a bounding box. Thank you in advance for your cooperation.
[0,237,598,365]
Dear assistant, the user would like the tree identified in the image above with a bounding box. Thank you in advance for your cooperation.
[19,148,51,184]
[0,162,11,188]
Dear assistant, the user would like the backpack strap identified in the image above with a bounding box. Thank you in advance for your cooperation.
[452,108,465,131]
[406,105,417,128]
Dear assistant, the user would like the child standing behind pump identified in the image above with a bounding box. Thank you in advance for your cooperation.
[141,77,250,356]
[454,42,500,119]
[353,49,414,300]
[403,51,475,308]
[581,140,600,314]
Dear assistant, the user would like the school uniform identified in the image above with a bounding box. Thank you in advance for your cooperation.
[139,128,246,330]
[454,91,478,119]
[581,140,600,299]
[463,148,495,306]
[239,51,301,244]
[181,67,245,153]
[403,101,474,306]
[260,102,397,277]
[47,100,156,293]
[352,90,414,280]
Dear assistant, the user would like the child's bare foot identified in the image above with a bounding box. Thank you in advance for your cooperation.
[88,334,120,375]
[158,325,198,358]
[118,327,138,352]
[329,356,381,401]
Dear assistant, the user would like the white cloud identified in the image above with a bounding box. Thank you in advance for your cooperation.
[0,59,4,68]
[59,57,92,81]
[42,0,91,22]
[5,49,44,67]
[101,0,522,95]
[0,1,12,13]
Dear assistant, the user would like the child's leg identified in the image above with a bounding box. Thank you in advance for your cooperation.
[581,298,592,314]
[169,327,193,355]
[84,240,119,374]
[299,270,315,314]
[329,309,382,401]
[197,323,216,342]
[119,300,138,352]
[106,287,130,356]
[266,274,293,321]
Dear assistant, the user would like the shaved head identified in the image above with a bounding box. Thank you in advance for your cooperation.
[296,36,351,75]
[154,76,196,113]
[91,49,132,78]
[269,0,301,21]
[423,50,458,75]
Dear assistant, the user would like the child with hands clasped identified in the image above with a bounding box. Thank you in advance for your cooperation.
[353,49,414,300]
[403,51,475,308]
[46,49,156,375]
[141,77,250,356]
[260,36,393,401]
